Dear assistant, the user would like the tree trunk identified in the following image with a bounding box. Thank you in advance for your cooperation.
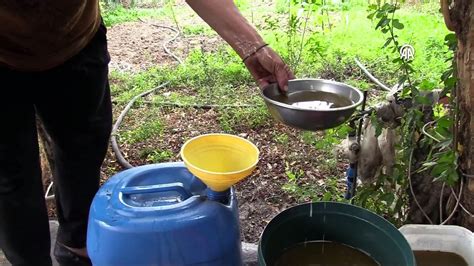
[407,0,474,229]
[445,0,474,229]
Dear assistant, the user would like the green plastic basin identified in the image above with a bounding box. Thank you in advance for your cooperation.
[258,202,415,266]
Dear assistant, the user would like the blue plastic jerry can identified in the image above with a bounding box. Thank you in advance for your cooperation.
[87,162,242,266]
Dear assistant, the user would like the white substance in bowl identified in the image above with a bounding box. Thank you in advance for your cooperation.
[291,101,334,110]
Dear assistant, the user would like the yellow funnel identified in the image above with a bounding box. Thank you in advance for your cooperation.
[180,134,259,192]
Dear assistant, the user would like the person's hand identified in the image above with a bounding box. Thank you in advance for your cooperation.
[186,0,294,90]
[243,46,295,91]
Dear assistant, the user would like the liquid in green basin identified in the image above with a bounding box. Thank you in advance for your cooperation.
[275,241,379,266]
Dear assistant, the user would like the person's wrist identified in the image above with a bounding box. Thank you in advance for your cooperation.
[242,44,269,63]
[233,37,266,58]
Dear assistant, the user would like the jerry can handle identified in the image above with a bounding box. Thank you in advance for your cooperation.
[120,182,192,198]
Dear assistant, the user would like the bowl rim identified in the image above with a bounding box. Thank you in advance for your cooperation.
[260,78,364,112]
[180,133,260,176]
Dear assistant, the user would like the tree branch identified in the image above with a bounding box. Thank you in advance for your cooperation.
[440,0,457,32]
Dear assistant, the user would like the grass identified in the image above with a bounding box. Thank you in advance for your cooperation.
[152,91,197,106]
[118,107,165,144]
[139,148,174,163]
[181,24,213,36]
[121,119,164,144]
[218,105,270,132]
[274,132,290,145]
[101,4,167,26]
[283,171,346,203]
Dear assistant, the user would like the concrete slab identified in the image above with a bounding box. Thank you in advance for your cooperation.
[242,242,259,265]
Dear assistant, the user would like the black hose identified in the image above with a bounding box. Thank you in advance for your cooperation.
[112,99,261,109]
[350,90,368,201]
[111,82,170,169]
[149,25,183,65]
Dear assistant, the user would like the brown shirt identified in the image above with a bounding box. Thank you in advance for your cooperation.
[0,0,101,71]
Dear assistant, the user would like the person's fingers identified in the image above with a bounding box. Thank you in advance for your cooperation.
[255,47,294,92]
[258,79,270,89]
[257,74,276,89]
[245,57,268,79]
[275,63,295,92]
[246,46,295,91]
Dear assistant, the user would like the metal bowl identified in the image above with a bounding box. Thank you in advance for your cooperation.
[260,79,364,131]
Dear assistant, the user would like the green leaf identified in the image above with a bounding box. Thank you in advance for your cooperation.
[368,4,378,10]
[380,193,395,206]
[444,77,457,89]
[431,164,446,177]
[444,33,458,51]
[393,198,404,214]
[434,139,453,150]
[438,151,456,163]
[441,69,454,81]
[415,96,431,105]
[422,162,438,168]
[392,19,404,29]
[437,116,453,128]
[381,3,392,11]
[405,64,415,72]
[370,114,383,137]
[387,5,398,13]
[435,127,451,139]
[392,58,403,64]
[356,189,372,207]
[447,171,459,186]
[391,167,401,181]
[376,18,390,30]
[322,191,332,201]
[419,80,437,91]
[444,33,457,42]
[382,37,392,48]
[434,169,458,186]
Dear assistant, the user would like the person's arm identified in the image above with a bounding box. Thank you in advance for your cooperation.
[186,0,295,91]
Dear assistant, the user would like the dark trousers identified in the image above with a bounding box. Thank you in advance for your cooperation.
[0,23,112,266]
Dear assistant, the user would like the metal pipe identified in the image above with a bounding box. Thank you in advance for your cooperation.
[350,90,368,201]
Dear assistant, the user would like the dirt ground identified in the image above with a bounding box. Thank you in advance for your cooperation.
[107,19,224,72]
[42,19,347,244]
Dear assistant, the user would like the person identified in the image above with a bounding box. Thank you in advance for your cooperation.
[0,0,294,265]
